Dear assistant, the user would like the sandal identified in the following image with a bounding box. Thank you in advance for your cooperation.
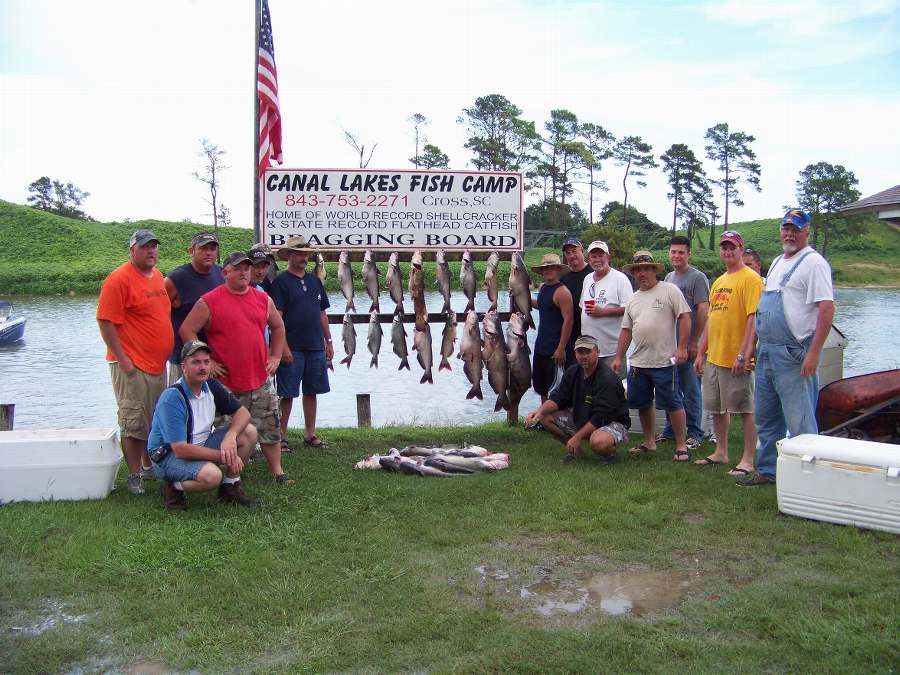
[673,448,691,462]
[727,466,752,476]
[303,435,328,448]
[274,473,295,485]
[279,439,292,454]
[694,456,725,466]
[627,444,655,455]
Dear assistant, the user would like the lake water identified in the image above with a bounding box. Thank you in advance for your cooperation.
[1,287,897,431]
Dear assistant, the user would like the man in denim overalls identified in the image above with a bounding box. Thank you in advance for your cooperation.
[738,210,835,486]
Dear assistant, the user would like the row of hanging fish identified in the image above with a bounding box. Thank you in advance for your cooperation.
[354,444,511,476]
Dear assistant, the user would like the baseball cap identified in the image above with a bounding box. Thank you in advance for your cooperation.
[562,237,583,251]
[180,339,211,362]
[719,230,745,247]
[573,335,599,351]
[782,209,811,230]
[223,251,252,267]
[129,229,158,247]
[191,231,219,247]
[249,249,271,266]
[587,240,610,255]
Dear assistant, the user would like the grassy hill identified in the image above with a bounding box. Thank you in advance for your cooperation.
[1,199,899,295]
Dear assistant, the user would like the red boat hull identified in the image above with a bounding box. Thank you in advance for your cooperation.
[816,369,900,435]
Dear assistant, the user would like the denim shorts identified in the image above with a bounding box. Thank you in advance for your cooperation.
[151,428,227,483]
[276,349,330,398]
[626,366,684,411]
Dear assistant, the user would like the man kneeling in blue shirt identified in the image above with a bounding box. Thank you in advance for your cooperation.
[147,340,258,510]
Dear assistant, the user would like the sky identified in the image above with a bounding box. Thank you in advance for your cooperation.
[1,0,899,232]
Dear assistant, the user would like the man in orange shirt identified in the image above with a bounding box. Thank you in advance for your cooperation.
[97,229,174,495]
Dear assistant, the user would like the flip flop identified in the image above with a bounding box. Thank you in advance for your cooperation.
[303,435,328,448]
[694,456,725,466]
[727,466,752,476]
[627,444,655,455]
[673,448,691,462]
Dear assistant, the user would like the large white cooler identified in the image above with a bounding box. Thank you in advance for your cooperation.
[777,434,900,534]
[0,428,121,503]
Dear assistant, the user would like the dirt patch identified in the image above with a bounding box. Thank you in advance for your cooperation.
[845,262,893,270]
[682,512,706,525]
[456,553,699,627]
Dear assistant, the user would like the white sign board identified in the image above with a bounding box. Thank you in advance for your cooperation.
[262,169,523,251]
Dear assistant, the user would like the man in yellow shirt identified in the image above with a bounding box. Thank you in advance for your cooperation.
[693,231,763,476]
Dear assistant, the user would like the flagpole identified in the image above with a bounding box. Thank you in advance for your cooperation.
[253,0,262,244]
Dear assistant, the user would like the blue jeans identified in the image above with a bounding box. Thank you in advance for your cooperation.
[754,343,819,479]
[663,360,703,440]
[151,428,229,483]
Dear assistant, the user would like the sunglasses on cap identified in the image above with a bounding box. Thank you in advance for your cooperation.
[782,209,810,229]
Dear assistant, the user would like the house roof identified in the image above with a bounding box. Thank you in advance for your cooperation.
[840,184,900,215]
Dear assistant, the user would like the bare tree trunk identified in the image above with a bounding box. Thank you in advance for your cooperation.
[622,158,631,228]
[588,165,594,224]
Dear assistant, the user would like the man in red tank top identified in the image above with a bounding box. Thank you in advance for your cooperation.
[180,252,292,484]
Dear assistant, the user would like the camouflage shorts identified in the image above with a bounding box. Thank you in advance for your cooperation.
[218,378,280,445]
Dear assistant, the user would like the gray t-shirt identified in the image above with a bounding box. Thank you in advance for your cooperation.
[665,265,709,342]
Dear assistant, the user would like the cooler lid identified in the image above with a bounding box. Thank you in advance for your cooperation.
[778,434,900,469]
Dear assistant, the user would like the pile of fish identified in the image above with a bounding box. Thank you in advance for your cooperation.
[354,444,511,477]
[330,250,534,412]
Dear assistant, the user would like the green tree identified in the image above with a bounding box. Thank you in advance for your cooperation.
[535,109,590,208]
[599,201,667,250]
[524,198,588,235]
[193,138,228,252]
[611,136,657,228]
[579,122,615,224]
[660,143,707,235]
[704,122,761,244]
[411,143,450,170]
[458,94,539,173]
[578,221,638,270]
[27,176,90,219]
[796,162,861,257]
[408,113,429,170]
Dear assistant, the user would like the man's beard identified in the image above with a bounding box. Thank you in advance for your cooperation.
[782,242,799,255]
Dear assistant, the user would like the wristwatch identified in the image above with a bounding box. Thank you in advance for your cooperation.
[325,337,333,343]
[736,353,745,362]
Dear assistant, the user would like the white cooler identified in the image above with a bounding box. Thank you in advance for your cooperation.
[777,434,900,534]
[0,428,121,503]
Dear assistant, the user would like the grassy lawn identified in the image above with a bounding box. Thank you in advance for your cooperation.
[1,422,897,673]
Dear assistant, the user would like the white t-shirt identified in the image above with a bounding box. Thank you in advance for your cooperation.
[180,379,215,446]
[579,268,634,356]
[764,246,833,342]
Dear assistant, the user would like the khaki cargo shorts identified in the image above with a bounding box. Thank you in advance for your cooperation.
[219,377,281,445]
[109,363,166,440]
[550,410,629,446]
[702,361,754,414]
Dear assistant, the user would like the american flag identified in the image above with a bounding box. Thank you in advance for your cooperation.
[257,0,282,177]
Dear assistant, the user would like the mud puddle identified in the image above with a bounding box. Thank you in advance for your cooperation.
[8,599,88,636]
[467,558,697,624]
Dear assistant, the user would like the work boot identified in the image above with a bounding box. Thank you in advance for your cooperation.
[161,481,187,511]
[218,481,255,506]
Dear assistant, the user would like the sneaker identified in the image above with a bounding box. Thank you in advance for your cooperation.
[160,481,187,511]
[218,481,255,506]
[686,437,702,451]
[561,453,577,463]
[274,473,295,485]
[736,473,775,488]
[596,453,618,464]
[140,466,157,481]
[655,432,671,443]
[126,472,145,495]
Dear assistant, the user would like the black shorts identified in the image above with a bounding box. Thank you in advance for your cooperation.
[532,353,559,397]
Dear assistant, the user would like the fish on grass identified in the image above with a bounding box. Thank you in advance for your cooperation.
[391,314,411,371]
[439,313,457,371]
[509,252,534,329]
[367,311,383,368]
[483,251,500,310]
[458,309,484,400]
[362,250,380,313]
[412,320,434,384]
[339,312,356,368]
[506,312,533,408]
[482,309,511,412]
[436,249,452,315]
[314,252,327,284]
[378,455,455,477]
[408,250,427,328]
[460,249,476,312]
[338,251,356,313]
[386,251,405,315]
